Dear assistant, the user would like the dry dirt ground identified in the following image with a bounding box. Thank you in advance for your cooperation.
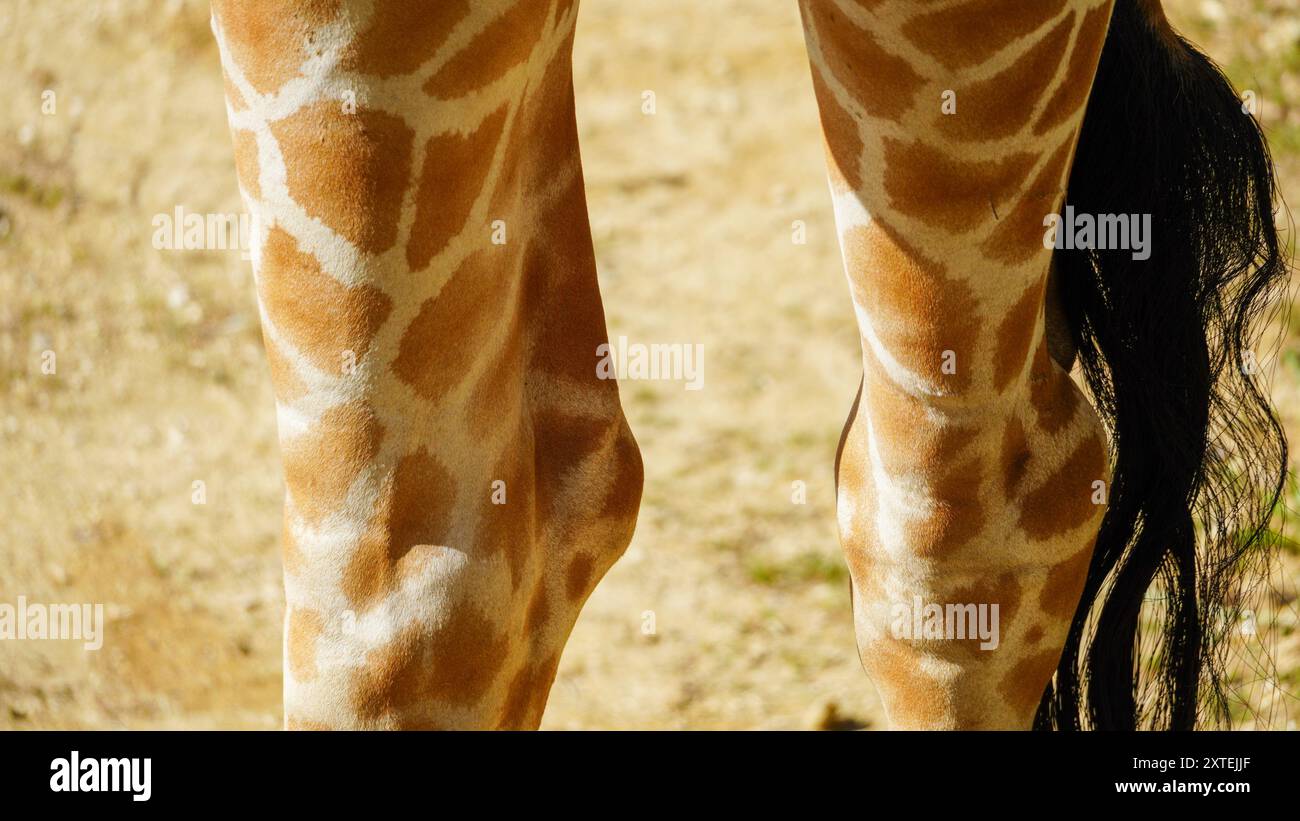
[0,0,1296,730]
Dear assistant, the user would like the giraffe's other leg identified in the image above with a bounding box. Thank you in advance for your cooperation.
[212,0,642,729]
[798,0,1114,728]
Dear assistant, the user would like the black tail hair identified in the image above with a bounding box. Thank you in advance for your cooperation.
[1037,0,1291,730]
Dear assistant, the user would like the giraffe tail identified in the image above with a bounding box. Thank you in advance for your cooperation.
[1039,0,1292,730]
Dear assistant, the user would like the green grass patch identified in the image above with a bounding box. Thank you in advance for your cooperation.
[746,550,847,587]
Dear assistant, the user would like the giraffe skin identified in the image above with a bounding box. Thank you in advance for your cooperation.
[211,0,643,729]
[799,0,1117,728]
[213,0,1122,731]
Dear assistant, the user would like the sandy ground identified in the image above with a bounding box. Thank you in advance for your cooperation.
[0,0,1296,730]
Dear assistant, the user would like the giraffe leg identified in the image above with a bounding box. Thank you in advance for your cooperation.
[798,0,1115,728]
[213,0,642,729]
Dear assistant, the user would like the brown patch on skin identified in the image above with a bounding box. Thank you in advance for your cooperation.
[857,350,987,556]
[530,43,582,136]
[222,70,248,112]
[1025,624,1045,645]
[937,12,1075,141]
[842,534,880,598]
[950,572,1024,630]
[565,553,595,602]
[474,442,535,591]
[1033,3,1114,135]
[478,184,638,579]
[341,0,471,77]
[258,226,392,373]
[1001,415,1031,500]
[844,256,991,556]
[802,0,924,122]
[845,549,883,618]
[1040,541,1095,619]
[835,412,880,581]
[213,0,339,95]
[861,636,952,728]
[524,584,550,635]
[282,401,384,525]
[920,575,1021,668]
[808,63,863,193]
[858,363,976,472]
[349,609,511,721]
[487,114,528,220]
[341,448,458,610]
[494,31,580,214]
[843,219,982,394]
[901,0,1070,71]
[998,646,1063,718]
[392,248,512,402]
[496,653,561,729]
[1018,429,1107,540]
[229,128,261,199]
[281,521,306,578]
[981,137,1076,265]
[882,138,1037,233]
[921,455,988,557]
[836,381,863,477]
[260,331,308,402]
[521,185,611,386]
[481,50,598,386]
[270,103,414,255]
[1028,340,1080,434]
[406,105,509,272]
[531,411,611,521]
[600,426,645,524]
[465,308,527,443]
[992,276,1047,391]
[286,606,325,682]
[423,0,552,99]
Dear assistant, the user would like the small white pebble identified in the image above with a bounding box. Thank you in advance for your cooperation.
[166,283,190,311]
